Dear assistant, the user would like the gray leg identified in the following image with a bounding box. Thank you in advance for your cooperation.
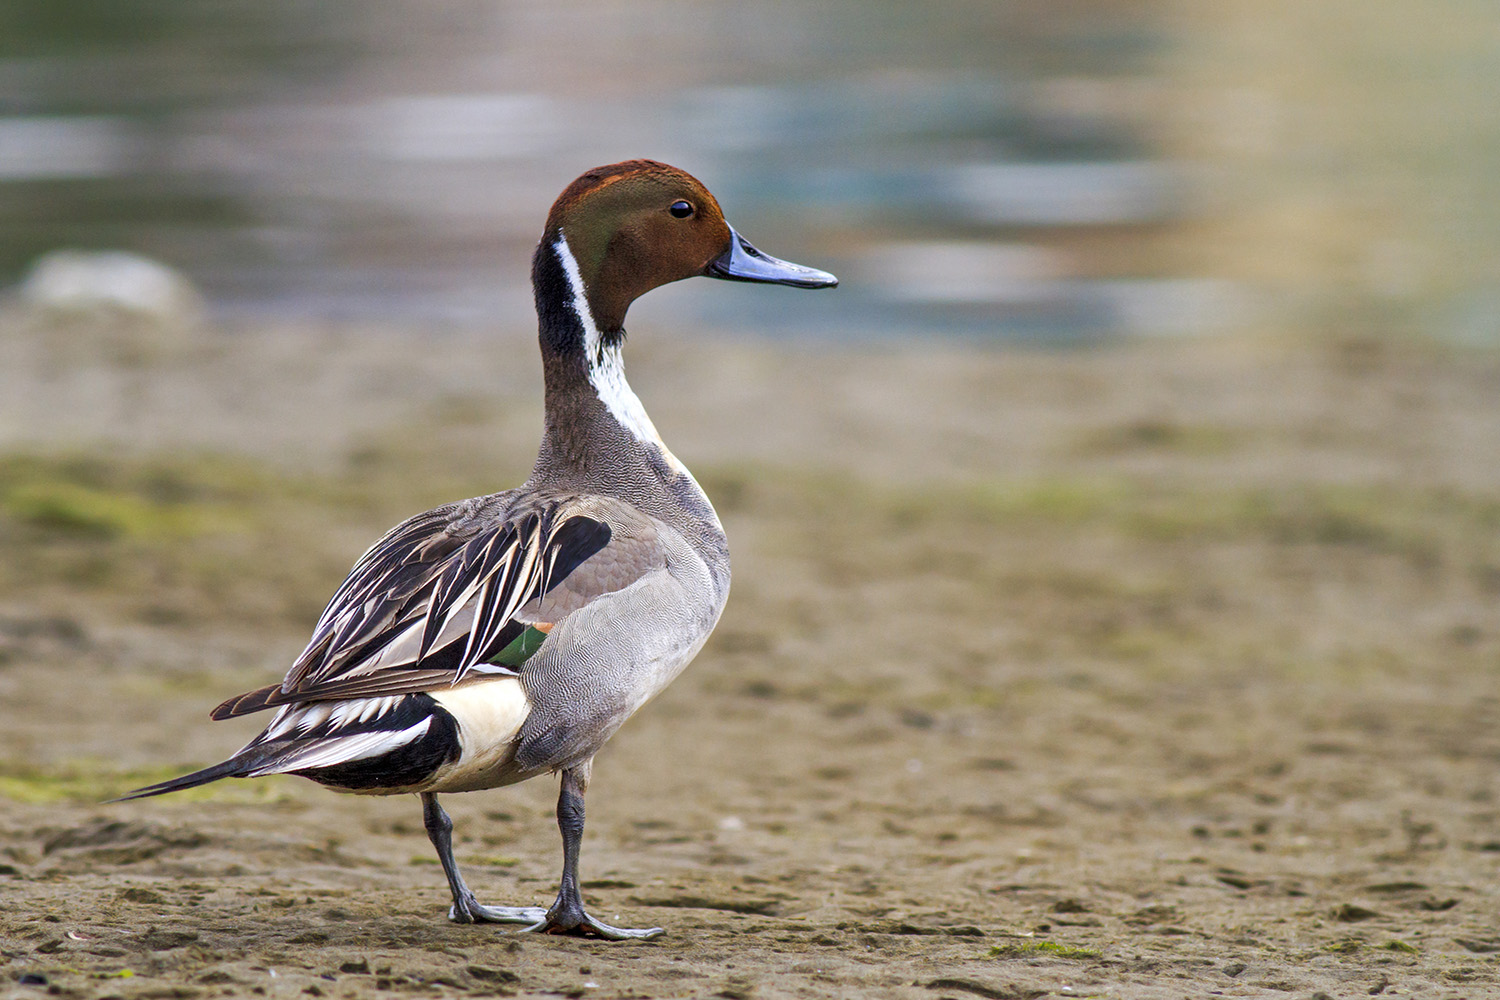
[519,766,664,940]
[421,792,546,925]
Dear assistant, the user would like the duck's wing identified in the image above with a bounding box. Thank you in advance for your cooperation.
[212,494,662,720]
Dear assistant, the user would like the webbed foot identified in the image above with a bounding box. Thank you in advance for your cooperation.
[520,902,663,940]
[448,895,549,925]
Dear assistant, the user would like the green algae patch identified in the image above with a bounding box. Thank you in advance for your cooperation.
[4,478,182,539]
[0,451,382,629]
[990,940,1102,960]
[0,760,288,804]
[1073,419,1245,457]
[0,453,262,540]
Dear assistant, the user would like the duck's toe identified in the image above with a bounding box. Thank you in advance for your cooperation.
[449,899,549,925]
[521,909,664,941]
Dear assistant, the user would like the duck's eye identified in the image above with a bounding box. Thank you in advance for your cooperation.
[669,200,694,219]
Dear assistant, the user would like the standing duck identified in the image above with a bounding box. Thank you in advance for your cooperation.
[119,160,837,939]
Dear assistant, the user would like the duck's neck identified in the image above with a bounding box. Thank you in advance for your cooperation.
[530,235,694,491]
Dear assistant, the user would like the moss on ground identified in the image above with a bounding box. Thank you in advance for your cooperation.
[0,760,285,804]
[3,450,1496,664]
[990,940,1102,960]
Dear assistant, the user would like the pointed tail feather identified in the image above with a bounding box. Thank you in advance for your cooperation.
[111,756,254,802]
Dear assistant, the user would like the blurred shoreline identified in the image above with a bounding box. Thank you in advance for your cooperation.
[8,2,1491,344]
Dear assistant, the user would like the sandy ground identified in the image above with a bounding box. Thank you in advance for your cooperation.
[2,315,1499,999]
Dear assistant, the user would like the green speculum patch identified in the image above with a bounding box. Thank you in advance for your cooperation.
[487,625,550,667]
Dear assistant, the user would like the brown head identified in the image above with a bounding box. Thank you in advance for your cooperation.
[536,160,836,339]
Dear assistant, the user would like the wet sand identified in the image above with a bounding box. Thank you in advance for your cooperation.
[2,317,1499,999]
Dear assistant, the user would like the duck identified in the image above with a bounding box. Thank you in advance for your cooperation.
[119,160,837,940]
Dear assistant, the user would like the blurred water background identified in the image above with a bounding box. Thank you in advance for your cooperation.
[0,0,1495,343]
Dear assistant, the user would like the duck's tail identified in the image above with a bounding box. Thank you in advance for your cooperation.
[111,755,257,802]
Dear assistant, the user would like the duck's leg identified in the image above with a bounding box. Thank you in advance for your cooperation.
[520,764,664,940]
[421,792,547,925]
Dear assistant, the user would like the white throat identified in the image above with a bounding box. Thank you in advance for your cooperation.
[554,235,687,473]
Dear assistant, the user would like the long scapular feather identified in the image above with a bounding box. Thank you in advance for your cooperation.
[418,552,480,660]
[208,507,611,721]
[461,521,544,678]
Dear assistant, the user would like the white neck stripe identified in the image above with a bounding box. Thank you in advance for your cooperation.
[554,233,603,363]
[553,236,679,466]
[549,236,719,526]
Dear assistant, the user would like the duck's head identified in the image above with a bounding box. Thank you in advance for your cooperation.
[537,160,837,340]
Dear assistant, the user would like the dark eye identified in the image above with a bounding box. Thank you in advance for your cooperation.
[669,200,694,219]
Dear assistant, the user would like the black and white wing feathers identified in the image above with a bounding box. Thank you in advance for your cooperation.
[211,495,613,720]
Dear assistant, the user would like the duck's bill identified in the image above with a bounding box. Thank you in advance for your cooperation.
[706,227,838,288]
